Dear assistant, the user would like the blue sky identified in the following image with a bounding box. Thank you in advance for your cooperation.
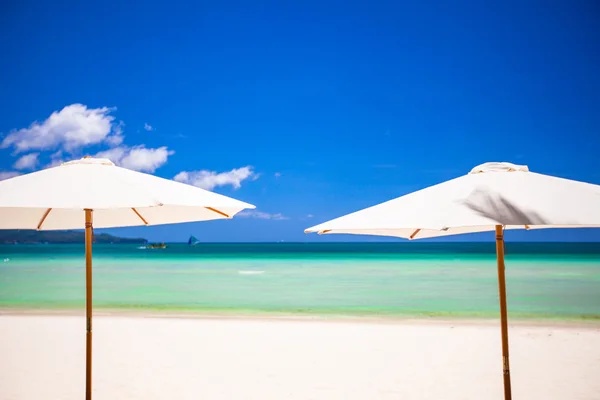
[1,1,599,242]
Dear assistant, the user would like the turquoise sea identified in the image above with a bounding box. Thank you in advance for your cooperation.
[1,243,600,320]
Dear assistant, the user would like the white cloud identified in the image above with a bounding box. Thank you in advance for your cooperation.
[106,121,124,146]
[274,172,281,178]
[307,214,314,218]
[174,166,256,190]
[120,146,173,172]
[1,104,122,154]
[0,171,21,181]
[1,104,176,175]
[95,146,126,163]
[237,210,289,220]
[13,153,39,170]
[144,123,153,131]
[46,151,64,167]
[96,145,174,173]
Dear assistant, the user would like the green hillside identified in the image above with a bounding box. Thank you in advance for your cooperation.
[0,230,147,244]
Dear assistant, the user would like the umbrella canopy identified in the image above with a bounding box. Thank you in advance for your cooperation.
[0,157,255,400]
[0,157,254,229]
[306,162,600,238]
[305,162,600,400]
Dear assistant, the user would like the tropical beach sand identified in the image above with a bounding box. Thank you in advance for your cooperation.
[1,315,599,399]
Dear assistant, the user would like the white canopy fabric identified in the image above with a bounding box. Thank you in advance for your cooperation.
[305,162,600,239]
[0,157,255,229]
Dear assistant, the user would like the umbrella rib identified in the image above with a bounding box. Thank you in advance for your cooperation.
[205,207,230,218]
[131,208,149,225]
[409,229,421,240]
[37,208,52,230]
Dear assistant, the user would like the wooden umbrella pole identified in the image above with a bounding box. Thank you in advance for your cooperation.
[495,225,512,400]
[85,209,93,400]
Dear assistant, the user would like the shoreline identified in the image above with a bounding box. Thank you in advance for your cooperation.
[2,307,600,329]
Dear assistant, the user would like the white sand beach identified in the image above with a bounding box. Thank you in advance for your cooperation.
[1,315,599,400]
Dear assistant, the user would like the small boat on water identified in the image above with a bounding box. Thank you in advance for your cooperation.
[188,235,200,246]
[147,243,167,249]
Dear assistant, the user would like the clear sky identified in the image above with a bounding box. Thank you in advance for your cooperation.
[1,1,599,242]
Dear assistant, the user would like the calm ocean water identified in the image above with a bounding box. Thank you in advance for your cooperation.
[1,243,600,319]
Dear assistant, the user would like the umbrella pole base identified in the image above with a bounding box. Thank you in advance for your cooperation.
[86,328,92,400]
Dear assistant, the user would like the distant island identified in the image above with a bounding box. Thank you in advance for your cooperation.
[0,230,147,244]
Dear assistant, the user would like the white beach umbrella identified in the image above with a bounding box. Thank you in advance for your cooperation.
[0,157,255,400]
[305,162,600,400]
